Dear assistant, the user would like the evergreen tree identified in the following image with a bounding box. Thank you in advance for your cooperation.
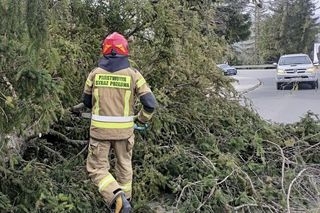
[0,1,320,212]
[258,0,319,62]
[216,0,252,44]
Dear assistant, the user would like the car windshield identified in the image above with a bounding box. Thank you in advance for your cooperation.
[278,56,312,65]
[217,64,229,68]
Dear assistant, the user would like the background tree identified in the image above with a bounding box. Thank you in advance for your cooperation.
[216,0,252,44]
[258,0,319,62]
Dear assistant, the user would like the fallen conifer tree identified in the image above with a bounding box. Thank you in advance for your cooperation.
[1,0,320,212]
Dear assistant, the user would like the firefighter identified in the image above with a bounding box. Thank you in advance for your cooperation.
[83,32,157,213]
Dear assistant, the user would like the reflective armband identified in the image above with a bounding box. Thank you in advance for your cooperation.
[136,77,146,88]
[86,79,93,87]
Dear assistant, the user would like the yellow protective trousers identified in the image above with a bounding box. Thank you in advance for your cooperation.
[86,135,134,206]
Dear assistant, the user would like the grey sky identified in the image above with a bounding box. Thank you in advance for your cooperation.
[315,0,320,18]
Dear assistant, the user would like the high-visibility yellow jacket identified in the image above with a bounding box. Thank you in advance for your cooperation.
[83,63,156,140]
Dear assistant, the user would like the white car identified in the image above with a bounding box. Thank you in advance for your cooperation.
[275,54,318,89]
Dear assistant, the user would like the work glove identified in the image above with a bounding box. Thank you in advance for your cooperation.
[133,115,145,124]
[133,115,148,131]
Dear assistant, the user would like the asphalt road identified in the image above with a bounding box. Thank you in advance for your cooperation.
[239,69,320,124]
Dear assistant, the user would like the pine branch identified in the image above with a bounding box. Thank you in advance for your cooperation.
[287,168,309,212]
[2,74,17,99]
[41,144,65,160]
[47,129,88,146]
[70,103,85,113]
[27,129,88,147]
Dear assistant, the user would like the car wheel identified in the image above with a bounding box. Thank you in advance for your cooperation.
[277,82,282,90]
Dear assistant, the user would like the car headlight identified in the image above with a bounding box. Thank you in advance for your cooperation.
[277,69,285,73]
[307,67,316,73]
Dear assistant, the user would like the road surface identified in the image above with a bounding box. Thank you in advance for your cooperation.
[239,69,320,124]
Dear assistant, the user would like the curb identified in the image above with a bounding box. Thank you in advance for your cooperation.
[238,79,262,95]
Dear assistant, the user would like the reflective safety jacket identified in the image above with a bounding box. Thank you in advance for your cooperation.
[83,64,156,140]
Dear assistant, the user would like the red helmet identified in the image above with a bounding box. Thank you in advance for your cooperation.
[101,32,129,56]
